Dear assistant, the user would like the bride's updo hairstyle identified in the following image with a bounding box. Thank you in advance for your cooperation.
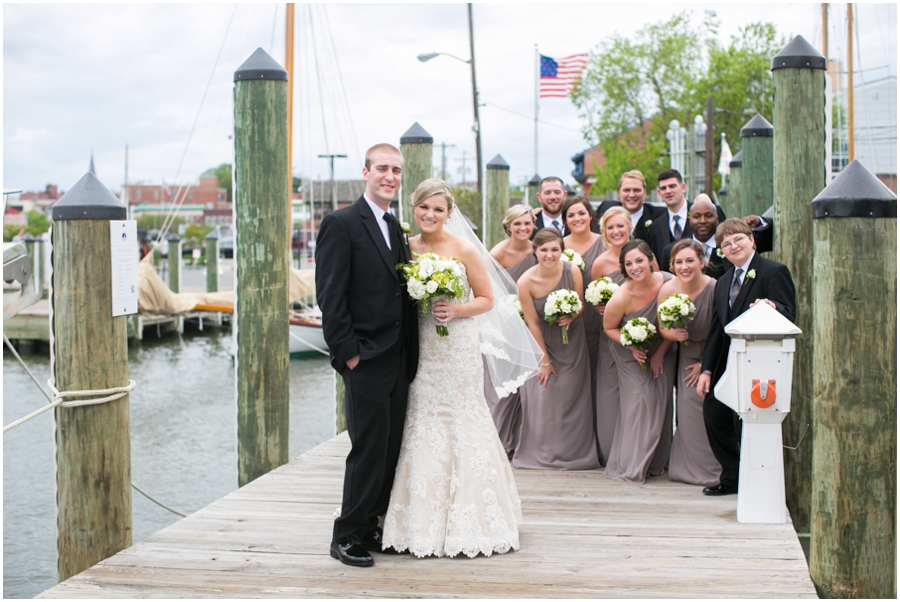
[619,239,655,280]
[531,228,565,259]
[411,178,455,215]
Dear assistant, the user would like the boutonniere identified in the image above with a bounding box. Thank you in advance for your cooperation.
[400,221,411,245]
[746,269,756,280]
[716,248,724,258]
[644,219,653,229]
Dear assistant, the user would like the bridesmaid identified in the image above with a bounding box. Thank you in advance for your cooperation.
[514,229,600,470]
[589,206,631,465]
[486,205,537,457]
[562,197,605,411]
[602,239,676,483]
[658,239,720,487]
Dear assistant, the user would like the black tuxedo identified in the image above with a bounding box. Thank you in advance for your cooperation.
[595,200,662,243]
[531,210,570,238]
[316,196,419,544]
[647,202,727,266]
[659,239,733,279]
[700,252,796,489]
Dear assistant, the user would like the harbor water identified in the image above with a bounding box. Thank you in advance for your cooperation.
[3,325,336,598]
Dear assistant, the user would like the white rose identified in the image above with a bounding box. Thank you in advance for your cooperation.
[418,259,434,277]
[633,326,647,340]
[679,304,689,316]
[425,280,439,294]
[408,281,426,299]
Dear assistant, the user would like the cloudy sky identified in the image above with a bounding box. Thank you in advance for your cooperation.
[3,3,896,195]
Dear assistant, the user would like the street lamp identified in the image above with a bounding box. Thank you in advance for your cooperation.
[318,153,347,213]
[417,4,483,199]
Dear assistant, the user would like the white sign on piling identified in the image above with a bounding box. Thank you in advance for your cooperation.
[110,220,138,316]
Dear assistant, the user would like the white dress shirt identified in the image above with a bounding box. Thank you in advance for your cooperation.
[364,194,392,250]
[693,235,717,260]
[733,251,756,286]
[629,207,644,229]
[668,203,688,238]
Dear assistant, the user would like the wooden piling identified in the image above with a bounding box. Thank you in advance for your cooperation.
[166,233,181,293]
[233,48,291,487]
[485,154,510,250]
[49,172,131,582]
[399,122,433,233]
[23,234,43,298]
[809,160,897,598]
[527,173,541,209]
[771,34,827,536]
[740,114,774,219]
[723,150,742,219]
[205,229,219,293]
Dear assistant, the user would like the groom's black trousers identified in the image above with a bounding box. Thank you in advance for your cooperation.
[333,340,409,544]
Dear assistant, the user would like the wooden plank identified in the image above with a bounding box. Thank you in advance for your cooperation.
[37,432,817,598]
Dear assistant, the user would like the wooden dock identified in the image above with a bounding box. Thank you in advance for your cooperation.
[39,433,817,598]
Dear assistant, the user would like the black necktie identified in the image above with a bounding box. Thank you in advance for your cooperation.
[383,213,402,263]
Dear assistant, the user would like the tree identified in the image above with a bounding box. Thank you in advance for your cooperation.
[203,163,233,203]
[572,13,784,195]
[25,210,51,236]
[136,215,186,230]
[450,186,483,241]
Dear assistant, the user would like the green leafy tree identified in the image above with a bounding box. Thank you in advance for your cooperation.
[183,223,213,251]
[136,215,186,230]
[572,13,784,195]
[451,186,483,241]
[203,163,233,203]
[25,210,51,236]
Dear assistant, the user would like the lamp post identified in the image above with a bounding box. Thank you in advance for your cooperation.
[417,4,483,198]
[317,153,347,213]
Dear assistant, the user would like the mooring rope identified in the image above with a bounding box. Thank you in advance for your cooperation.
[288,329,329,356]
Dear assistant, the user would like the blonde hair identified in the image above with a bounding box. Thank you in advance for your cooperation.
[502,205,535,236]
[599,206,633,247]
[410,178,455,214]
[618,170,646,191]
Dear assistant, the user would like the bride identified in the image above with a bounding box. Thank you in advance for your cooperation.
[382,178,540,558]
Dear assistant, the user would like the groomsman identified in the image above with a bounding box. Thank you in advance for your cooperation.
[647,169,726,263]
[659,195,731,279]
[743,206,774,253]
[595,170,662,242]
[532,176,568,236]
[696,218,796,496]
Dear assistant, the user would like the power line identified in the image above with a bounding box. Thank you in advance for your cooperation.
[483,102,582,133]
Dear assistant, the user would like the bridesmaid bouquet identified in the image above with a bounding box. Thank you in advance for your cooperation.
[543,289,582,345]
[657,293,696,346]
[397,252,467,337]
[620,317,657,370]
[506,293,525,321]
[561,249,585,270]
[585,277,620,306]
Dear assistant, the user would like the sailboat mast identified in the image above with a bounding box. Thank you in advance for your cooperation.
[286,3,295,239]
[847,3,855,162]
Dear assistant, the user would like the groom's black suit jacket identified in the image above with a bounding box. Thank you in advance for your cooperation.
[315,196,418,379]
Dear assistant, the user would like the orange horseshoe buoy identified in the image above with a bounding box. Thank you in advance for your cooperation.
[750,379,776,408]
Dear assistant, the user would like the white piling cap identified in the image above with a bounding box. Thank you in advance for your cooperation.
[724,301,801,340]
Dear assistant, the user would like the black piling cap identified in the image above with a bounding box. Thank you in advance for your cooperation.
[205,229,219,241]
[741,114,773,138]
[771,35,826,71]
[52,172,126,221]
[729,149,743,168]
[234,48,288,82]
[400,122,433,144]
[565,184,577,195]
[487,154,509,170]
[812,160,897,219]
[527,174,542,187]
[167,233,181,242]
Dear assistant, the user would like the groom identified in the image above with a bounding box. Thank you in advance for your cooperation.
[315,143,419,567]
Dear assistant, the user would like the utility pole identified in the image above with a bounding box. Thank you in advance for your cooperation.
[455,150,472,186]
[847,3,855,162]
[706,95,715,196]
[439,142,456,181]
[318,153,347,213]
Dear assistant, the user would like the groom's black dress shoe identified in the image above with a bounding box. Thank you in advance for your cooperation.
[330,539,374,567]
[360,528,406,555]
[702,483,736,496]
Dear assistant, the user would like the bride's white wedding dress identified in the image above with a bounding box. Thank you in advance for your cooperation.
[382,266,522,558]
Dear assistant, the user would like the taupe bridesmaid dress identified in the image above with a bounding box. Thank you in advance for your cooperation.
[578,236,606,410]
[483,253,537,455]
[513,266,600,470]
[603,272,677,483]
[668,279,721,486]
[594,269,626,466]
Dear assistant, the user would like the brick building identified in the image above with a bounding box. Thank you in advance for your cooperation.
[126,175,229,225]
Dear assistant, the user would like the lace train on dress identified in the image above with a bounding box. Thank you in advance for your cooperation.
[383,279,522,558]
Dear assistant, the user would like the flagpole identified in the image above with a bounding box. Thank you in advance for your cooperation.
[534,45,539,175]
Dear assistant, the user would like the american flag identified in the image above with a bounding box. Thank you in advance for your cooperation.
[539,53,587,98]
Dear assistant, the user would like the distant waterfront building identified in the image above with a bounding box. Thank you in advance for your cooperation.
[126,174,229,225]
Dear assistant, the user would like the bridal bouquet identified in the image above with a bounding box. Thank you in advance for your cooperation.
[561,249,585,270]
[620,317,657,370]
[543,289,581,345]
[585,277,619,306]
[657,293,696,345]
[397,252,467,337]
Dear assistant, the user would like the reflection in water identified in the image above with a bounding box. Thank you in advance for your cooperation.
[3,328,334,598]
